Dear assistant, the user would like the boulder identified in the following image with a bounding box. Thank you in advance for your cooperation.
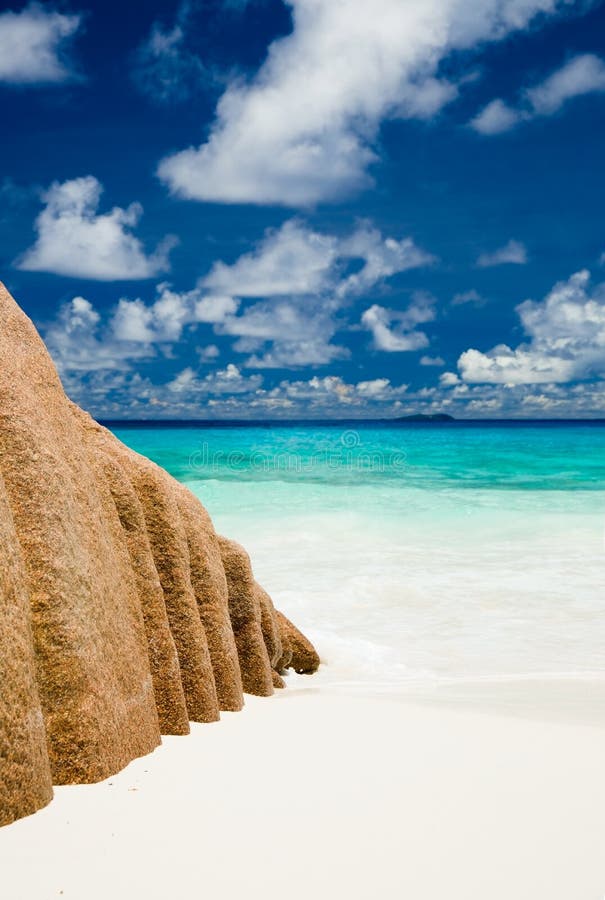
[277,611,321,674]
[0,283,319,827]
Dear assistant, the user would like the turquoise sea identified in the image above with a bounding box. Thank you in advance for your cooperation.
[110,421,605,699]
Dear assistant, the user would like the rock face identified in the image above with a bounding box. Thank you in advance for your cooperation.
[0,283,319,828]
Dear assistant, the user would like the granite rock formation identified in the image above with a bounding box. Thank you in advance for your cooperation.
[0,283,319,827]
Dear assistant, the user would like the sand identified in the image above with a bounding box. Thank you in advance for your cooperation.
[1,684,604,900]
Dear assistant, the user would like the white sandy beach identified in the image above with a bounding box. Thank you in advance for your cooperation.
[1,683,604,900]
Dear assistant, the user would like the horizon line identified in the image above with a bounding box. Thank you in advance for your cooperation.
[99,416,605,425]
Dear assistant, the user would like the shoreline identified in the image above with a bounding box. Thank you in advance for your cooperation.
[2,685,604,900]
[305,674,605,729]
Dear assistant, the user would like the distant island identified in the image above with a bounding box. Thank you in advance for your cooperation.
[395,413,456,422]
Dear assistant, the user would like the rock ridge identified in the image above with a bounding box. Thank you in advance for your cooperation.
[0,283,319,827]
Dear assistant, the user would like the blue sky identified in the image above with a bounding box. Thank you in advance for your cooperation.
[1,0,605,419]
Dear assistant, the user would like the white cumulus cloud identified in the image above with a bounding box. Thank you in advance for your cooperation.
[40,213,435,385]
[456,269,605,384]
[440,371,461,386]
[203,220,339,297]
[203,218,433,299]
[362,294,435,352]
[0,2,81,85]
[202,218,433,367]
[158,0,575,206]
[218,296,348,368]
[336,224,436,298]
[44,296,154,373]
[17,176,177,280]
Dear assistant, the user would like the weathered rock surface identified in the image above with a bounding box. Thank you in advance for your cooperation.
[218,537,275,698]
[0,283,319,827]
[0,475,53,827]
[276,611,321,675]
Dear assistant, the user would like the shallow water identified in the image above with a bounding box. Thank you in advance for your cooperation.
[111,421,605,702]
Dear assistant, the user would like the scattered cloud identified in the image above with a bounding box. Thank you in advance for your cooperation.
[47,277,605,421]
[451,288,486,306]
[221,297,348,368]
[470,98,523,135]
[335,225,436,298]
[111,285,238,344]
[471,54,605,134]
[44,296,154,373]
[17,176,177,280]
[194,293,239,323]
[269,374,409,409]
[198,343,220,362]
[0,2,82,85]
[458,346,573,384]
[203,219,434,299]
[476,239,527,268]
[40,217,432,377]
[440,371,460,386]
[203,220,339,297]
[43,287,234,376]
[132,3,206,104]
[202,218,433,366]
[60,367,414,420]
[157,0,575,206]
[362,293,436,352]
[455,269,605,384]
[167,363,262,395]
[420,355,445,366]
[527,53,605,114]
[422,378,605,418]
[60,357,605,421]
